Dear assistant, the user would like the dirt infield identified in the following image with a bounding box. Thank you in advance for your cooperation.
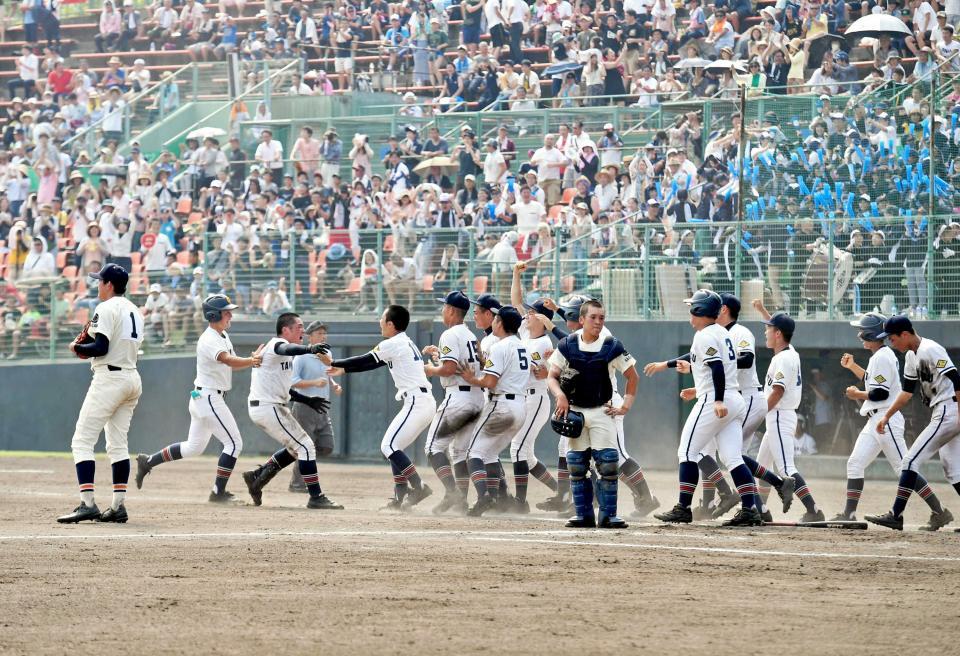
[1,454,958,656]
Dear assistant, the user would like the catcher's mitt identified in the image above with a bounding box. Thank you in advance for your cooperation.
[72,321,94,359]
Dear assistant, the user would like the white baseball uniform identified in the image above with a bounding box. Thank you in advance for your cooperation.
[248,337,315,461]
[176,326,243,459]
[900,338,960,482]
[510,331,553,464]
[71,295,145,464]
[468,334,529,463]
[756,345,802,477]
[425,322,485,461]
[375,331,437,458]
[846,345,907,478]
[676,323,745,469]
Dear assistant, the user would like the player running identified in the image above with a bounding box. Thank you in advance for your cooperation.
[648,290,761,527]
[58,263,145,524]
[832,313,951,528]
[422,291,485,514]
[459,305,530,516]
[866,315,960,531]
[319,305,436,510]
[241,313,343,510]
[135,294,263,502]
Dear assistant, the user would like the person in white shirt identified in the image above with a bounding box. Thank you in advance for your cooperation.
[529,134,569,206]
[483,0,508,58]
[833,313,950,527]
[458,305,529,516]
[867,316,960,530]
[510,185,546,235]
[645,290,761,527]
[134,294,263,502]
[320,305,438,509]
[58,264,145,524]
[142,283,170,339]
[254,128,284,177]
[482,138,508,187]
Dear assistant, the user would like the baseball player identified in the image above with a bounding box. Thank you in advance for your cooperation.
[647,290,761,527]
[319,305,436,510]
[57,263,145,524]
[241,313,343,510]
[422,290,484,514]
[750,306,825,522]
[547,298,638,529]
[535,295,658,517]
[459,305,530,516]
[866,315,960,531]
[834,313,951,528]
[134,294,263,502]
[288,321,342,492]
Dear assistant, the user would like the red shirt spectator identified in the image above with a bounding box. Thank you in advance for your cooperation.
[47,63,74,96]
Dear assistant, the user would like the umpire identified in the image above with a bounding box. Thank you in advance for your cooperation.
[288,321,342,492]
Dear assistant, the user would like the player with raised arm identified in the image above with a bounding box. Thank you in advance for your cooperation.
[832,313,951,528]
[135,294,263,502]
[421,290,485,514]
[866,316,960,531]
[58,264,145,524]
[240,313,343,510]
[647,290,761,527]
[459,305,530,516]
[318,305,437,510]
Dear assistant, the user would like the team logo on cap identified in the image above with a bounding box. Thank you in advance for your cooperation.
[224,295,232,304]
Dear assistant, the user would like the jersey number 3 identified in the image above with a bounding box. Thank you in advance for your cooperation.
[725,338,735,360]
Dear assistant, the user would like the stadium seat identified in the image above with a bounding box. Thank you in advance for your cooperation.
[176,197,193,215]
[561,188,577,205]
[176,252,190,265]
[56,251,68,269]
[473,276,488,295]
[547,205,564,222]
[337,277,362,295]
[422,274,434,292]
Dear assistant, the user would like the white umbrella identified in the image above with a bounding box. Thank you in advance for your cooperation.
[844,14,912,38]
[187,127,227,140]
[674,57,713,70]
[705,59,749,74]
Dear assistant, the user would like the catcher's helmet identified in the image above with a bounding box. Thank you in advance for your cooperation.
[684,289,722,318]
[551,410,585,438]
[850,311,887,341]
[202,294,239,322]
[557,295,594,322]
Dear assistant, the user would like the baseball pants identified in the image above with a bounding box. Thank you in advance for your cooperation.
[901,402,960,483]
[381,390,437,458]
[177,392,243,459]
[292,401,335,455]
[847,411,906,478]
[468,397,526,463]
[71,369,142,464]
[510,389,550,464]
[677,393,746,469]
[756,408,799,477]
[566,404,620,453]
[698,389,766,463]
[249,403,316,461]
[426,388,484,462]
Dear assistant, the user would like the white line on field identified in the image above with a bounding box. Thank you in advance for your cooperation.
[0,469,54,474]
[0,529,956,562]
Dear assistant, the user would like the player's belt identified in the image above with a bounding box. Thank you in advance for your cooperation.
[401,387,430,399]
[457,385,475,392]
[107,365,122,371]
[529,388,546,395]
[196,387,224,395]
[248,400,275,407]
[489,393,517,400]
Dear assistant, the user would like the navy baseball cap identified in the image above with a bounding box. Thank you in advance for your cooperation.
[719,293,741,316]
[90,263,129,288]
[470,293,502,311]
[763,311,795,338]
[523,299,555,320]
[877,314,913,339]
[492,305,523,332]
[437,290,471,312]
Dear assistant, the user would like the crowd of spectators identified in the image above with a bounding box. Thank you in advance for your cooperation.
[6,0,960,360]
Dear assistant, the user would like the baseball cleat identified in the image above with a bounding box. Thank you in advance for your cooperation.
[513,499,530,514]
[565,515,597,528]
[829,512,856,521]
[692,504,713,521]
[492,493,517,513]
[307,494,344,510]
[800,509,826,523]
[598,515,628,529]
[722,506,762,527]
[242,470,263,506]
[631,495,661,518]
[208,491,237,504]
[711,491,740,519]
[536,494,569,512]
[98,505,128,523]
[777,476,796,513]
[866,511,903,530]
[56,503,101,524]
[467,496,496,517]
[760,510,773,523]
[134,454,152,490]
[380,498,403,511]
[918,508,954,531]
[432,491,463,515]
[403,484,433,508]
[655,503,693,524]
[288,481,308,493]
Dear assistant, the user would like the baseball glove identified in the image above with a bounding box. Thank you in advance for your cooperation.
[72,321,94,359]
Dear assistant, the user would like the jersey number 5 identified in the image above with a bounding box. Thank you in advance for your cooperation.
[518,348,529,371]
